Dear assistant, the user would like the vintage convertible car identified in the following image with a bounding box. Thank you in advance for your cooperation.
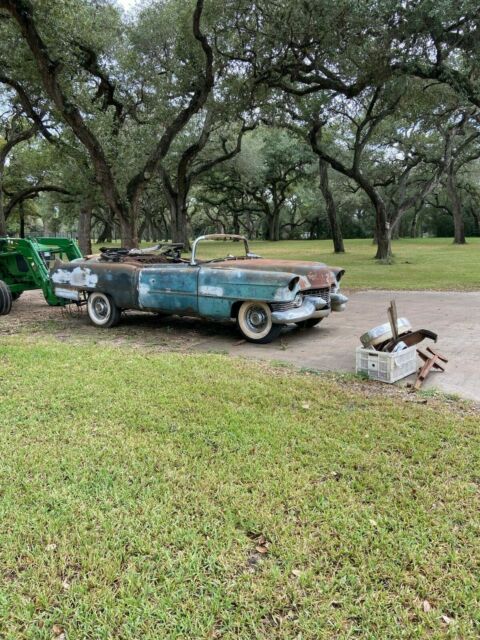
[50,234,348,343]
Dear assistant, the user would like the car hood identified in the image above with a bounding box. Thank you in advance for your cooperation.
[206,258,343,289]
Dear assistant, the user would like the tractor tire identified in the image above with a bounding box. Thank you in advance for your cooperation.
[0,280,13,316]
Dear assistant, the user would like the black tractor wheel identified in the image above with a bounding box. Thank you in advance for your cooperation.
[0,280,13,316]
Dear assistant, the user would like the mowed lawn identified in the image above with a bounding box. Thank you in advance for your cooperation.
[1,339,479,638]
[247,237,480,290]
[93,237,480,291]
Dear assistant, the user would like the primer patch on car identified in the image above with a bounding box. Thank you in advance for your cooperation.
[199,285,224,297]
[51,267,98,287]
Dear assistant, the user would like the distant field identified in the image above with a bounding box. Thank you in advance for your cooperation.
[0,338,479,638]
[93,237,480,291]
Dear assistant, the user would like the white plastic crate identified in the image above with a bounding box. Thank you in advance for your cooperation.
[355,345,417,383]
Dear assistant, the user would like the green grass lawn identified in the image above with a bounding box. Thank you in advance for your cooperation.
[1,338,479,638]
[250,237,480,290]
[93,237,480,290]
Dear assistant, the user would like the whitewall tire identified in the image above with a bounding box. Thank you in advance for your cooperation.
[237,301,282,344]
[87,292,121,328]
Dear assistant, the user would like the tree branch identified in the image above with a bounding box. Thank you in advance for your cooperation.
[4,184,71,218]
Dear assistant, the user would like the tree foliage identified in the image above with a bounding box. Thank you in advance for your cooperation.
[0,0,478,258]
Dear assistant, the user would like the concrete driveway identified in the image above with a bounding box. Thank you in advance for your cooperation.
[192,290,480,402]
[3,289,479,402]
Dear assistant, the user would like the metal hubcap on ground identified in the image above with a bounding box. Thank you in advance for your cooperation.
[245,305,268,333]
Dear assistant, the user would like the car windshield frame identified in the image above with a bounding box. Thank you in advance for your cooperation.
[190,234,251,265]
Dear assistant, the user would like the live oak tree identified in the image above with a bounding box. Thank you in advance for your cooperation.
[0,74,62,235]
[1,0,480,251]
[0,0,229,247]
[0,105,68,236]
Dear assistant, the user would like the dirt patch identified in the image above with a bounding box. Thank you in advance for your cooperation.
[0,290,242,352]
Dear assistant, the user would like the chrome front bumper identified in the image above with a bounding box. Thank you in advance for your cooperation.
[271,293,349,324]
[330,293,349,312]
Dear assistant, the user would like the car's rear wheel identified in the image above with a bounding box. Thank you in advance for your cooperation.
[87,292,121,328]
[295,318,323,329]
[237,301,282,344]
[0,280,12,316]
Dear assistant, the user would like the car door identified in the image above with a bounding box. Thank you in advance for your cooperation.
[137,264,200,314]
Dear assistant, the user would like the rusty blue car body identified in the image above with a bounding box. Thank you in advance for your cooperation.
[50,234,348,343]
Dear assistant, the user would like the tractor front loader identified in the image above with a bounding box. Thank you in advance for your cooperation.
[0,237,82,315]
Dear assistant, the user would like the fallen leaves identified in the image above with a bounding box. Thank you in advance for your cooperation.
[418,600,455,627]
[254,533,269,555]
[246,532,271,572]
[422,600,432,613]
[255,544,268,554]
[52,624,66,639]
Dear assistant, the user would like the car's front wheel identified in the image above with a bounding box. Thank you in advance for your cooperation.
[87,292,121,328]
[237,301,282,344]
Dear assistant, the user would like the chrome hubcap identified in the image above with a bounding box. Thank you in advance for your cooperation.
[93,297,109,319]
[245,305,268,333]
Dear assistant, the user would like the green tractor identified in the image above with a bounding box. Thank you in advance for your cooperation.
[0,237,82,315]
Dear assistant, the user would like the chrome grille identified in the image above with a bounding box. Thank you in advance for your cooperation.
[302,287,331,305]
[270,300,298,311]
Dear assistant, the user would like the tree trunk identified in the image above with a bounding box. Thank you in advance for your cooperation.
[265,208,281,241]
[138,217,148,242]
[391,221,400,240]
[19,202,25,238]
[169,196,190,248]
[266,213,275,241]
[0,167,6,236]
[359,182,391,259]
[372,199,391,260]
[447,166,466,244]
[233,212,240,235]
[274,208,281,241]
[77,202,92,254]
[120,215,138,249]
[97,219,113,243]
[410,210,419,238]
[318,159,345,252]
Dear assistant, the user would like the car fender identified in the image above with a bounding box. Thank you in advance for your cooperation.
[197,266,307,318]
[50,260,139,309]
